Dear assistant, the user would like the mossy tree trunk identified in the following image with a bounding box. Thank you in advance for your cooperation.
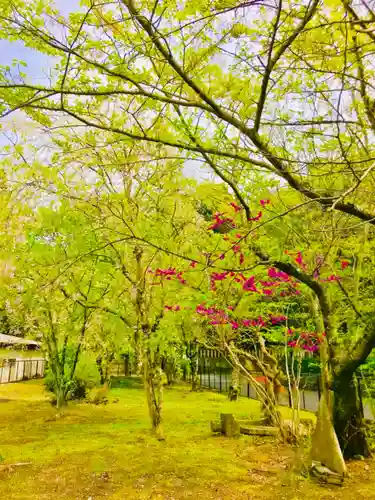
[144,348,164,440]
[133,246,165,439]
[228,365,240,401]
[333,370,370,459]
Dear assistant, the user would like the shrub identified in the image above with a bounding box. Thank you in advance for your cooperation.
[67,377,88,400]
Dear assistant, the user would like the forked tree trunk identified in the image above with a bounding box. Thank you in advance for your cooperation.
[228,366,240,401]
[143,349,164,440]
[55,384,67,409]
[333,370,370,459]
[262,378,281,427]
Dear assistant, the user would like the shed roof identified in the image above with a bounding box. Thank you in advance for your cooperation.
[0,334,41,347]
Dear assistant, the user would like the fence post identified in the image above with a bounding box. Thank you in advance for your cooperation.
[219,366,222,392]
[208,358,211,388]
[247,382,250,398]
[302,390,306,410]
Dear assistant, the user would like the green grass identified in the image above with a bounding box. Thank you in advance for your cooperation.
[0,379,374,499]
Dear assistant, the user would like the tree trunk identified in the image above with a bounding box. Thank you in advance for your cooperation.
[333,370,370,459]
[143,350,164,440]
[190,354,199,391]
[228,366,240,401]
[262,378,281,427]
[123,354,130,376]
[55,385,67,409]
[96,356,105,385]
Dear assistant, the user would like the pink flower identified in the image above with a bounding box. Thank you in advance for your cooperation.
[240,253,245,265]
[228,306,234,311]
[243,276,257,292]
[231,321,240,329]
[242,319,251,327]
[260,199,270,207]
[219,253,225,260]
[208,213,236,232]
[322,274,341,282]
[260,280,279,287]
[288,340,297,347]
[211,272,228,281]
[174,305,181,311]
[232,245,241,254]
[248,211,262,222]
[268,267,290,282]
[251,316,265,327]
[230,202,242,212]
[236,233,242,239]
[295,251,304,266]
[190,261,197,268]
[341,260,350,270]
[155,267,177,277]
[263,288,273,296]
[270,315,287,324]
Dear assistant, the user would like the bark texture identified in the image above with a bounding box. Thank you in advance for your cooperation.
[333,370,370,459]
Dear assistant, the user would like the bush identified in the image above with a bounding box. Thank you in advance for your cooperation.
[67,377,88,400]
[44,371,88,401]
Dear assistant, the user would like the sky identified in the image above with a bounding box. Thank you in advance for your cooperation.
[0,0,222,183]
[0,0,81,79]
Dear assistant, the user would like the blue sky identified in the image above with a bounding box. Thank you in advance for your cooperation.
[0,0,214,181]
[0,0,81,80]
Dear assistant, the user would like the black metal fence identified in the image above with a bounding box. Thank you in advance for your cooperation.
[0,358,46,384]
[197,349,373,419]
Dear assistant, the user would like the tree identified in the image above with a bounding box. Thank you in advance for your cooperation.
[3,0,375,456]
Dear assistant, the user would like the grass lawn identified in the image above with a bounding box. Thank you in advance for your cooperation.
[0,379,374,499]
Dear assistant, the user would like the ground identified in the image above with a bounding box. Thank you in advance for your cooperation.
[0,378,374,499]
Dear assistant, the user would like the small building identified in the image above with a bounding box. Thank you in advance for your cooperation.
[0,333,41,351]
[0,334,45,384]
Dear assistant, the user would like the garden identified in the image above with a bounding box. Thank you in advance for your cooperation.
[1,0,375,497]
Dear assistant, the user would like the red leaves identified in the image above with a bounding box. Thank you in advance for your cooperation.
[230,202,242,212]
[268,267,290,282]
[208,212,236,233]
[155,267,176,277]
[321,274,340,283]
[260,199,270,207]
[243,276,257,292]
[153,267,187,285]
[341,260,350,270]
[164,305,181,312]
[269,315,287,324]
[287,328,325,352]
[248,211,262,222]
